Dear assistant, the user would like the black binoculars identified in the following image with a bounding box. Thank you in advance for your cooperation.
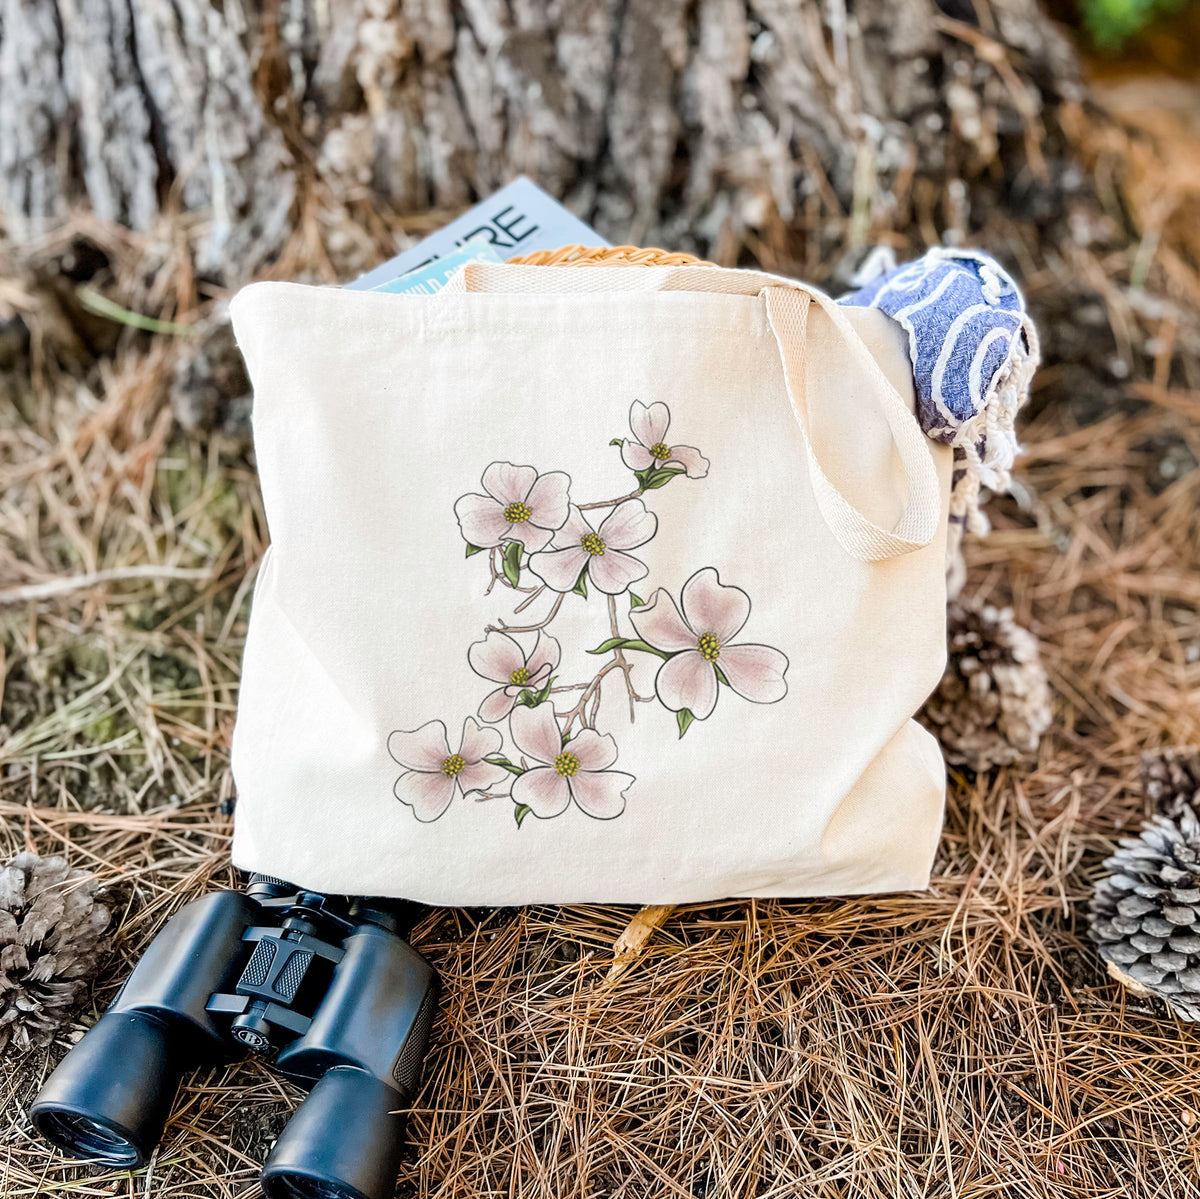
[30,874,439,1199]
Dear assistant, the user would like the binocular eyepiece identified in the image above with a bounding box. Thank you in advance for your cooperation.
[29,875,439,1199]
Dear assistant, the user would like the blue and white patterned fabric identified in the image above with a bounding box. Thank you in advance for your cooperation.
[840,248,1039,592]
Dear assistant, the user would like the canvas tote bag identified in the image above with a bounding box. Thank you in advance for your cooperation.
[228,262,953,906]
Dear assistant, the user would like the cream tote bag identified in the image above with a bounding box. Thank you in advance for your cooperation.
[228,263,952,906]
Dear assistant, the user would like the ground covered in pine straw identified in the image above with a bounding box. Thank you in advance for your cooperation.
[4,107,1200,1199]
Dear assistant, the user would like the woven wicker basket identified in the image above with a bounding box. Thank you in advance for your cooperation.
[507,244,711,269]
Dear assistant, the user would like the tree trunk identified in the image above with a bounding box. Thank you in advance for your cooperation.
[0,0,1085,284]
[0,0,294,279]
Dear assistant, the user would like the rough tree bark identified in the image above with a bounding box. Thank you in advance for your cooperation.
[0,0,1085,285]
[0,0,294,279]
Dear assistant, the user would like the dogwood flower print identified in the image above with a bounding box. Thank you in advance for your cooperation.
[454,462,570,552]
[388,718,507,822]
[468,630,560,723]
[508,703,634,821]
[621,400,709,479]
[631,567,789,721]
[395,399,787,825]
[529,500,657,595]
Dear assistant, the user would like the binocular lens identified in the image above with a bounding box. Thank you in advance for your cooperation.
[260,1066,407,1199]
[34,1111,141,1167]
[29,1010,188,1169]
[261,1176,361,1199]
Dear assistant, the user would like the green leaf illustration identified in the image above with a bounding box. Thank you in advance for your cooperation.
[588,636,630,655]
[485,755,526,777]
[588,637,669,658]
[714,664,731,687]
[610,438,624,448]
[535,675,556,703]
[641,467,685,490]
[514,803,532,827]
[629,592,645,608]
[502,541,523,587]
[571,567,589,598]
[677,709,695,739]
[517,689,537,707]
[464,543,485,558]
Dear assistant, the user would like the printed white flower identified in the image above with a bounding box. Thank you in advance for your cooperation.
[509,704,634,820]
[621,401,709,478]
[529,500,657,595]
[455,462,571,552]
[468,630,561,723]
[388,718,506,822]
[631,567,788,720]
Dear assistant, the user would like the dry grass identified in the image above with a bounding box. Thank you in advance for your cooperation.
[4,108,1200,1199]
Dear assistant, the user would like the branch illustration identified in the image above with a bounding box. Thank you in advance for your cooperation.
[578,486,644,511]
[557,659,625,733]
[472,789,512,802]
[486,544,539,596]
[607,594,653,719]
[512,583,546,613]
[487,592,565,634]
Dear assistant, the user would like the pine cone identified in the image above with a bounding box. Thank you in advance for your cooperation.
[1090,809,1200,1022]
[1141,748,1200,822]
[920,597,1052,770]
[0,852,110,1054]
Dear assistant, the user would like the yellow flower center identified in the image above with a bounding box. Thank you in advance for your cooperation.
[509,667,530,686]
[649,442,672,460]
[554,751,581,777]
[441,753,466,777]
[698,632,721,661]
[581,532,606,556]
[504,501,532,524]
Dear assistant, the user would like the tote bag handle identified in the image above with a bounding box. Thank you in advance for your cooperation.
[446,263,942,563]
